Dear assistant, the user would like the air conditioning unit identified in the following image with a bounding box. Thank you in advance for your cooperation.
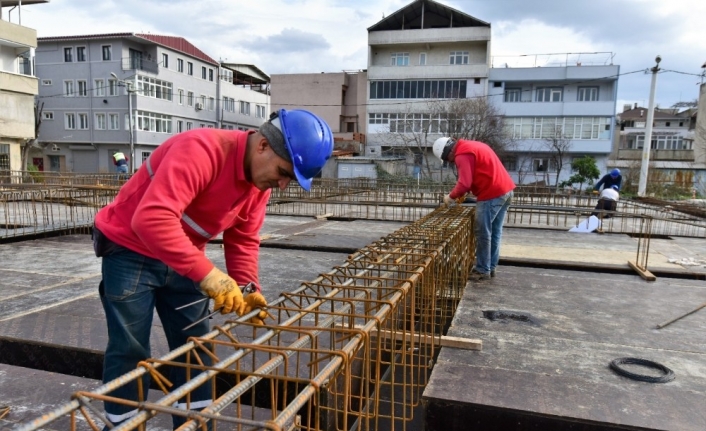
[195,102,204,111]
[51,144,60,152]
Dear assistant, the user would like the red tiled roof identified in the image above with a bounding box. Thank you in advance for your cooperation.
[135,33,218,66]
[37,32,218,65]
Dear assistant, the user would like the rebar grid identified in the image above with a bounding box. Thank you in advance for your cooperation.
[17,206,474,431]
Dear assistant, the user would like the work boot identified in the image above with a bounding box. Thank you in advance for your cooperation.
[490,270,496,278]
[470,269,491,281]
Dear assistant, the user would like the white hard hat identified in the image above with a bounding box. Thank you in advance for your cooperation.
[433,137,453,161]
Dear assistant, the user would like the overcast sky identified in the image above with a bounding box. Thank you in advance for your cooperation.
[14,0,706,111]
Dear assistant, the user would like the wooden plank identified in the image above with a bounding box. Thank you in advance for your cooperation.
[628,260,656,281]
[337,324,482,351]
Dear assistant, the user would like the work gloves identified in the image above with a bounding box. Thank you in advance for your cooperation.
[592,190,599,195]
[199,268,246,315]
[443,194,455,207]
[244,292,269,326]
[199,268,270,325]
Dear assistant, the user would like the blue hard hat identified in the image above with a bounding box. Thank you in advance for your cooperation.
[276,109,333,191]
[610,168,620,178]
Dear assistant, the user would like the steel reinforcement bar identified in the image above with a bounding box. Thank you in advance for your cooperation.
[16,206,475,431]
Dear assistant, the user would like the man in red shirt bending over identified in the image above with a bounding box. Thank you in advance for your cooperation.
[92,109,333,429]
[433,137,515,281]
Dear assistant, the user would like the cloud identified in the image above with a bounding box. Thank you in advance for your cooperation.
[242,28,330,54]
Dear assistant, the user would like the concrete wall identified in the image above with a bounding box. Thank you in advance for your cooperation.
[271,73,346,132]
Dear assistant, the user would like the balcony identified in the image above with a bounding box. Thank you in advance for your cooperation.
[0,70,38,95]
[498,100,616,117]
[122,57,159,75]
[0,19,37,49]
[618,149,695,161]
[369,27,490,46]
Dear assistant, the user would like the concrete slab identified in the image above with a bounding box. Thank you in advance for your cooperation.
[501,227,706,273]
[424,266,706,431]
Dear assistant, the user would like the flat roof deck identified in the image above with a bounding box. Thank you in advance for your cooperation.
[424,266,706,431]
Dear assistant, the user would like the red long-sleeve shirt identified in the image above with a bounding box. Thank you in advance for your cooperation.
[95,129,269,290]
[448,139,515,201]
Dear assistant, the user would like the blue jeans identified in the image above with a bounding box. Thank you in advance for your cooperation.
[116,164,128,173]
[474,191,513,274]
[100,246,213,429]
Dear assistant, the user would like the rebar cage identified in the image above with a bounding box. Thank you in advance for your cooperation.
[17,206,475,431]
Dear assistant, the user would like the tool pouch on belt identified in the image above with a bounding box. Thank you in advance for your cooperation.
[92,226,123,257]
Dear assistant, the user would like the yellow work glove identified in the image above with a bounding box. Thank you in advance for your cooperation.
[443,194,454,207]
[592,190,599,195]
[244,292,269,325]
[199,268,246,315]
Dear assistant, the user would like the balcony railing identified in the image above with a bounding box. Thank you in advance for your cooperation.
[122,57,159,74]
[618,149,695,161]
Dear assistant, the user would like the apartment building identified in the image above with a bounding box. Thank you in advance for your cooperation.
[34,33,269,173]
[219,63,270,131]
[365,0,491,168]
[611,103,704,191]
[0,0,46,173]
[488,53,620,186]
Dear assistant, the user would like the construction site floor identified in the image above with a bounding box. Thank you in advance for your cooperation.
[1,214,705,429]
[424,266,706,431]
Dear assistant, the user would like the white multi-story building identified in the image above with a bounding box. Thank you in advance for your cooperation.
[34,33,269,173]
[365,0,491,166]
[488,53,620,186]
[0,0,47,173]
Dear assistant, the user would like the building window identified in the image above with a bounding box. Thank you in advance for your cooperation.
[665,122,671,127]
[76,46,86,62]
[162,53,168,68]
[220,68,233,82]
[78,113,89,130]
[64,80,74,97]
[135,110,173,133]
[186,122,193,130]
[419,53,426,65]
[178,89,184,105]
[94,79,105,96]
[107,79,118,96]
[256,105,266,118]
[533,158,553,172]
[77,80,87,97]
[102,45,112,61]
[369,79,467,99]
[449,51,469,65]
[177,120,183,133]
[501,157,517,172]
[109,113,119,130]
[201,66,207,79]
[187,62,193,75]
[95,113,106,130]
[240,101,250,115]
[208,97,215,110]
[136,75,173,101]
[41,79,52,86]
[368,113,389,124]
[474,78,481,84]
[390,53,409,66]
[187,91,194,106]
[209,69,214,81]
[504,116,611,140]
[65,113,76,129]
[577,86,598,102]
[63,47,73,62]
[177,58,184,73]
[504,88,521,102]
[0,144,9,170]
[42,112,54,120]
[142,151,151,162]
[536,87,563,102]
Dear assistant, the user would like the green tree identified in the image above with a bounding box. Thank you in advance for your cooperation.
[559,156,600,193]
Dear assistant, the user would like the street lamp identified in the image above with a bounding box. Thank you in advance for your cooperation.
[111,72,136,174]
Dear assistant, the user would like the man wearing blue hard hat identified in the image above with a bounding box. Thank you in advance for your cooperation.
[92,108,333,428]
[593,168,622,194]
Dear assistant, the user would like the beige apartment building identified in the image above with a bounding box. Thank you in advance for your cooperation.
[0,0,46,173]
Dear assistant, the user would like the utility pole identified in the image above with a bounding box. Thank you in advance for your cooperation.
[637,56,661,197]
[111,73,136,174]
